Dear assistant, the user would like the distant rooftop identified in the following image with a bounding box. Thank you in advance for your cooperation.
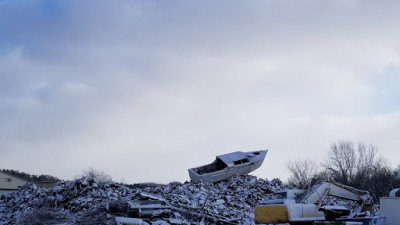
[1,169,59,183]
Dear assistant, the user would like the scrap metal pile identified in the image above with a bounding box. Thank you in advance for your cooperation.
[0,175,286,225]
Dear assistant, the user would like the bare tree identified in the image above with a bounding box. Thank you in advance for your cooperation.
[352,143,380,188]
[80,168,113,183]
[323,140,356,185]
[367,162,398,199]
[287,158,318,189]
[323,140,397,199]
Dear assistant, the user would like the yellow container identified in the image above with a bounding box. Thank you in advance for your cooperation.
[255,205,289,224]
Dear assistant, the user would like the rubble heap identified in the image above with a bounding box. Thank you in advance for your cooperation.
[0,175,285,224]
[0,178,138,224]
[1,175,364,225]
[156,175,285,223]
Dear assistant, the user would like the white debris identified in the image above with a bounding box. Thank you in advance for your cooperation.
[0,175,364,225]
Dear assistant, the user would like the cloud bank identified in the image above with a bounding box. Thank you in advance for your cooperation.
[1,0,400,183]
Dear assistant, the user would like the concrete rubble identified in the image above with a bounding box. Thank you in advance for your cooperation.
[0,178,137,225]
[0,175,363,225]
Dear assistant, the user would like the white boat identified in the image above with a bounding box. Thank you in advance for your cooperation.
[188,150,267,183]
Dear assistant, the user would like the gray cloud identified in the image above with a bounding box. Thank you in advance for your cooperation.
[1,0,400,183]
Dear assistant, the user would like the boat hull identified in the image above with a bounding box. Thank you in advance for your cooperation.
[188,150,267,183]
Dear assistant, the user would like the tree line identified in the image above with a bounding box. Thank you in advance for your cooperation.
[287,140,400,200]
[1,169,60,182]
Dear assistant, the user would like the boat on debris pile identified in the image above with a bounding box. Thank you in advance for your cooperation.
[188,150,267,183]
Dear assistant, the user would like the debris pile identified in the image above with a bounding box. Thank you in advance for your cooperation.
[0,175,285,224]
[0,175,365,225]
[321,196,360,212]
[157,175,286,223]
[0,178,138,224]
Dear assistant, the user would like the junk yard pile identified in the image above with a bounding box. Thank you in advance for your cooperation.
[0,150,393,225]
[0,175,285,225]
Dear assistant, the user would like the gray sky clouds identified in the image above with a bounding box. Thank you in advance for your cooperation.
[1,0,400,183]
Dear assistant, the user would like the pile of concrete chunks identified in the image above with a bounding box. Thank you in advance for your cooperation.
[114,175,287,225]
[0,177,138,224]
[0,175,286,225]
[1,173,369,225]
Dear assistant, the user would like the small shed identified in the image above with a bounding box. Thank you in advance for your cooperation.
[0,171,28,195]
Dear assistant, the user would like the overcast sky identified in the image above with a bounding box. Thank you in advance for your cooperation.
[1,0,400,184]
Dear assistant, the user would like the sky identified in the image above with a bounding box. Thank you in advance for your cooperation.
[1,0,400,184]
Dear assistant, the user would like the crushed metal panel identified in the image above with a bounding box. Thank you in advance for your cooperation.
[115,217,143,225]
[137,192,166,201]
[337,216,387,225]
[128,200,171,209]
[127,201,171,218]
[300,182,363,204]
